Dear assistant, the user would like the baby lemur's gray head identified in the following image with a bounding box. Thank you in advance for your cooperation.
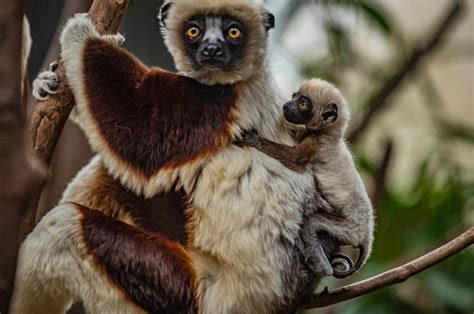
[283,79,350,138]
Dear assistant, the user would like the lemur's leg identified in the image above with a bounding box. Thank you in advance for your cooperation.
[301,223,333,277]
[11,204,147,314]
[12,203,196,313]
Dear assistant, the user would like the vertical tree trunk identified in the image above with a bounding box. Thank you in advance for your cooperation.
[21,0,94,241]
[0,0,45,311]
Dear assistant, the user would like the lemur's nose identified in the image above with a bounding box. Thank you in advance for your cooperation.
[202,44,223,57]
[283,101,292,111]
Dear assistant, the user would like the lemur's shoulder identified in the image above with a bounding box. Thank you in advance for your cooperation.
[64,34,240,196]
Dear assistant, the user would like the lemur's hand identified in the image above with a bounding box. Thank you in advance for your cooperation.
[235,129,261,147]
[34,14,125,101]
[32,61,59,100]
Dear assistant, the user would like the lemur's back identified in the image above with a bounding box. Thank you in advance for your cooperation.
[312,139,371,216]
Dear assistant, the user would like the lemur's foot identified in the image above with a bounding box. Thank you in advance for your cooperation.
[304,246,333,277]
[32,61,59,100]
[302,228,333,277]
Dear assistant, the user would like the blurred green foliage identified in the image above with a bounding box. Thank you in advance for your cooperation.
[282,1,474,313]
[348,151,474,313]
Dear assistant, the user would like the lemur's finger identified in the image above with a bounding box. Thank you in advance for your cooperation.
[103,33,125,46]
[49,61,59,72]
[74,13,89,19]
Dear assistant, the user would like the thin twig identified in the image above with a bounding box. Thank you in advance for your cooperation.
[348,0,465,143]
[22,0,130,239]
[299,227,474,310]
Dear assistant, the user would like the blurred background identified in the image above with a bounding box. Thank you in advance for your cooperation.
[25,0,473,313]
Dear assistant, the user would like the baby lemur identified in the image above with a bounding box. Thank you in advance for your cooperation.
[240,79,374,278]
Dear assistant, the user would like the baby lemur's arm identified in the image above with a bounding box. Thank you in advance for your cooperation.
[239,131,318,171]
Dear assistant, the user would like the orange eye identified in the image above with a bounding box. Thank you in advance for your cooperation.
[186,26,201,39]
[228,27,241,40]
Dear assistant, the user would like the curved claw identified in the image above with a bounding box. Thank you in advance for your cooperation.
[331,245,365,279]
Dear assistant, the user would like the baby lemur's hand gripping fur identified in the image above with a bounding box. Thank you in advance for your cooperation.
[240,79,375,278]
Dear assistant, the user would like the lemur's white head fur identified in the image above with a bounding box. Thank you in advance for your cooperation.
[159,0,273,85]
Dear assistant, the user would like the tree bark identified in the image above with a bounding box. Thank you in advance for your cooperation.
[0,1,46,311]
[21,0,93,241]
[22,0,130,239]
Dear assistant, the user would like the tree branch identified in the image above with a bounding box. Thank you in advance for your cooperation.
[300,227,474,310]
[372,138,393,209]
[26,0,93,113]
[348,0,465,143]
[29,0,129,165]
[22,0,130,238]
[20,0,93,241]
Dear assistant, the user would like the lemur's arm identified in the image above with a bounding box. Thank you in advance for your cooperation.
[238,131,317,171]
[59,14,237,195]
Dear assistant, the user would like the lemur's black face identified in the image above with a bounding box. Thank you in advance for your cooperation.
[283,94,314,125]
[182,15,247,72]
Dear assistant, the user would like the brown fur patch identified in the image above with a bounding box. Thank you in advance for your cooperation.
[82,39,237,177]
[77,204,197,313]
[75,160,188,244]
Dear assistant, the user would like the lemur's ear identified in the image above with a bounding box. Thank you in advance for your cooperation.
[322,103,338,123]
[158,1,173,28]
[263,11,275,32]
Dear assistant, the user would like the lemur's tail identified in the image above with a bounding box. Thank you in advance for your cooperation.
[330,244,366,279]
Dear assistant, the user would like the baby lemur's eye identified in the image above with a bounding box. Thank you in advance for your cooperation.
[299,102,310,111]
[228,27,242,40]
[186,26,201,40]
[298,97,312,111]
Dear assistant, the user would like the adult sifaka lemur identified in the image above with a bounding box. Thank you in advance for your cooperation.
[13,1,374,313]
